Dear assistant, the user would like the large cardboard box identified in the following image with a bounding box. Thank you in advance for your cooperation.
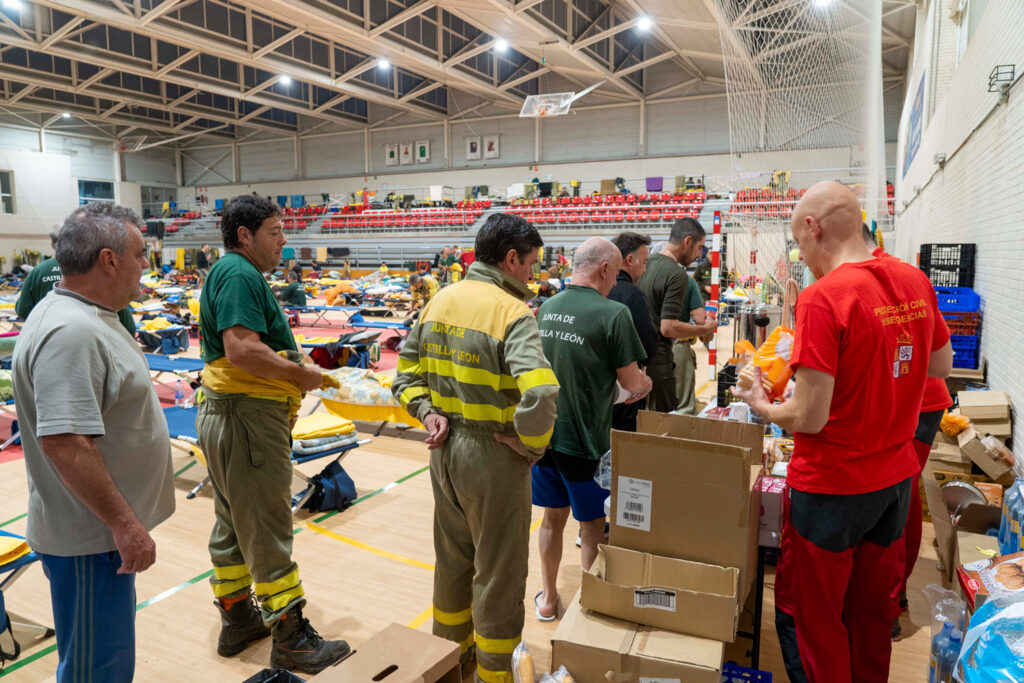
[552,592,724,683]
[609,415,761,603]
[958,426,1015,482]
[310,623,460,683]
[957,391,1011,421]
[956,551,1024,613]
[637,411,765,468]
[971,418,1012,440]
[581,545,739,642]
[930,431,971,467]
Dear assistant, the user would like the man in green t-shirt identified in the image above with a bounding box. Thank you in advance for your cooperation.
[198,195,349,675]
[16,225,137,336]
[275,271,306,307]
[673,275,713,415]
[533,237,651,620]
[637,218,716,412]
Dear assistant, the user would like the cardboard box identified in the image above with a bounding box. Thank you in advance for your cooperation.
[958,426,1014,482]
[551,591,724,683]
[958,390,1011,421]
[971,418,1012,439]
[930,431,970,466]
[638,411,766,468]
[923,463,1002,583]
[311,623,460,683]
[759,476,786,535]
[767,438,793,470]
[610,414,761,603]
[581,545,739,642]
[957,551,1024,612]
[974,482,1004,508]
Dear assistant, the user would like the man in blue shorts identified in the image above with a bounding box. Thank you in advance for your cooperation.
[533,237,651,621]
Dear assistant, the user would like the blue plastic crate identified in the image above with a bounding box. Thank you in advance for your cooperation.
[951,334,979,369]
[934,286,980,313]
[723,662,772,682]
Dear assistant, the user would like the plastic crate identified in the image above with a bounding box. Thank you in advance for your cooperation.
[934,286,980,313]
[951,334,980,369]
[718,364,741,405]
[942,311,981,336]
[722,661,772,682]
[920,243,976,288]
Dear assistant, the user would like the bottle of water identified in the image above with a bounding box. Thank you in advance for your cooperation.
[174,380,185,408]
[929,621,953,683]
[938,628,963,683]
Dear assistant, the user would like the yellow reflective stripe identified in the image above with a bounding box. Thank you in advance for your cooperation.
[211,578,252,598]
[515,367,559,393]
[459,634,475,653]
[476,635,521,655]
[429,391,516,423]
[255,568,301,599]
[518,427,553,450]
[261,585,305,613]
[421,356,517,391]
[477,664,514,683]
[432,606,472,626]
[212,564,251,581]
[399,385,430,406]
[396,358,420,374]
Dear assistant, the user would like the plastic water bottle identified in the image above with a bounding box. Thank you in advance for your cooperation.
[174,380,185,408]
[939,628,963,683]
[929,621,952,683]
[999,481,1018,553]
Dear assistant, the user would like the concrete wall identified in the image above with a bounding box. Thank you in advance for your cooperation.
[895,0,1024,467]
[0,149,78,266]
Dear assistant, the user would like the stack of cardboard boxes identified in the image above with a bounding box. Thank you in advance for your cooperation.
[551,412,764,682]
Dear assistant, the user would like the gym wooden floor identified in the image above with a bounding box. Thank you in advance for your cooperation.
[0,306,943,682]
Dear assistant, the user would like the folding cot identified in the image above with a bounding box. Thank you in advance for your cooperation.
[163,406,369,512]
[0,529,55,669]
[282,304,361,328]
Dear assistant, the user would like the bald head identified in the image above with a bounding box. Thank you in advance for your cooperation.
[792,181,862,241]
[571,237,622,297]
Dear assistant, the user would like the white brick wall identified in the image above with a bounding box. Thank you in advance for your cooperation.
[896,0,1024,470]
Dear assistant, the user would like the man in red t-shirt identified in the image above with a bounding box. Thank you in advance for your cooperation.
[734,183,952,683]
[862,226,954,639]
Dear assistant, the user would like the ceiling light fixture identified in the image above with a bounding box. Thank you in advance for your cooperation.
[495,38,509,52]
[62,112,71,118]
[279,75,292,86]
[377,58,391,70]
[636,16,653,32]
[2,0,23,10]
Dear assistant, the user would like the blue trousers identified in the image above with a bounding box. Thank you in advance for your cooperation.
[38,551,136,683]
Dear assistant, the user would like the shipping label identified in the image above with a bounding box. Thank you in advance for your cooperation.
[616,476,652,531]
[633,588,677,612]
[639,678,680,683]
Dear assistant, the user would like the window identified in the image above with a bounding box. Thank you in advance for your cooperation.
[78,179,115,205]
[0,171,12,214]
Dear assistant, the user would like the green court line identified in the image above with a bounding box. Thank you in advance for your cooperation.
[0,512,26,529]
[0,462,430,678]
[174,460,197,477]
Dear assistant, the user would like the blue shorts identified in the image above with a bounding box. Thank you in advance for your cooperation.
[531,451,608,522]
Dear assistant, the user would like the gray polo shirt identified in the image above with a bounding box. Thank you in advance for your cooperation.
[12,287,175,556]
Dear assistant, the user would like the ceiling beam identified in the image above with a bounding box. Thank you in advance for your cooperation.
[444,38,497,68]
[156,49,199,77]
[334,57,378,86]
[242,74,284,99]
[99,101,127,118]
[139,0,195,27]
[312,93,350,113]
[252,27,304,60]
[5,83,37,104]
[74,67,114,93]
[498,66,548,92]
[571,18,637,51]
[370,0,434,38]
[615,50,676,77]
[39,16,86,49]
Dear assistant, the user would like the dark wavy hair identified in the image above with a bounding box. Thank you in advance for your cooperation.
[474,213,543,266]
[611,231,652,259]
[220,195,281,249]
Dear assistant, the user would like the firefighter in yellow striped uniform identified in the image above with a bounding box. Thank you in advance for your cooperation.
[393,214,559,682]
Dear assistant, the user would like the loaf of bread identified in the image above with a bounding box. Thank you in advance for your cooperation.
[513,643,535,683]
[737,363,774,394]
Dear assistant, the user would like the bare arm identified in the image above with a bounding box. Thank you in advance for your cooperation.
[222,325,321,392]
[928,341,953,379]
[40,434,155,574]
[616,361,652,397]
[733,366,835,434]
[660,318,715,339]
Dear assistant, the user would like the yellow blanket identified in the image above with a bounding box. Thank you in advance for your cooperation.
[0,536,31,565]
[291,412,355,440]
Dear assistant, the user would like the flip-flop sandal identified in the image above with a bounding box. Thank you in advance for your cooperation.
[535,590,557,622]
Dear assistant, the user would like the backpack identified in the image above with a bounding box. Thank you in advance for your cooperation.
[300,461,357,513]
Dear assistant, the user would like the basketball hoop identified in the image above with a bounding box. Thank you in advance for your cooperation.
[115,135,147,153]
[519,80,606,118]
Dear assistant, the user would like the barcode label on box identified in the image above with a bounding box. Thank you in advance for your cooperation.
[639,678,680,683]
[616,476,652,531]
[634,588,677,612]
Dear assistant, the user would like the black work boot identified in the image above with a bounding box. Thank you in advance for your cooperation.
[270,606,351,674]
[215,593,271,657]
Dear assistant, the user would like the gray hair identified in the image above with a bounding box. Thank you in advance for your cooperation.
[56,202,141,276]
[572,237,621,274]
[48,223,62,249]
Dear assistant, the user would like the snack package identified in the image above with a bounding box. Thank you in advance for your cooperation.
[736,325,795,401]
[539,666,574,683]
[953,595,1024,682]
[941,412,970,438]
[980,436,1016,469]
[512,642,535,683]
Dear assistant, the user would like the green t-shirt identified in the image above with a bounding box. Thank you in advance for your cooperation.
[683,276,703,317]
[277,282,306,307]
[199,252,297,363]
[538,285,646,459]
[637,253,690,346]
[16,257,136,335]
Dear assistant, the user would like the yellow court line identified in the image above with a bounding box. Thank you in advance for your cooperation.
[696,380,711,396]
[305,521,435,571]
[405,512,547,630]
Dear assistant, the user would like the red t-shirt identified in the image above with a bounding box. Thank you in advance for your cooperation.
[872,248,953,413]
[788,256,950,495]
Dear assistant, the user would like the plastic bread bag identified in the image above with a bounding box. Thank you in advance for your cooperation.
[593,450,612,491]
[923,584,966,638]
[941,412,970,437]
[979,436,1016,469]
[736,325,795,401]
[512,642,535,683]
[953,593,1024,682]
[538,666,574,683]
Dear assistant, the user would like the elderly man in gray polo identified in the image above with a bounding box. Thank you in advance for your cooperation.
[11,202,175,682]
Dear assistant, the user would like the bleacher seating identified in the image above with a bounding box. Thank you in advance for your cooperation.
[728,188,805,218]
[504,192,706,228]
